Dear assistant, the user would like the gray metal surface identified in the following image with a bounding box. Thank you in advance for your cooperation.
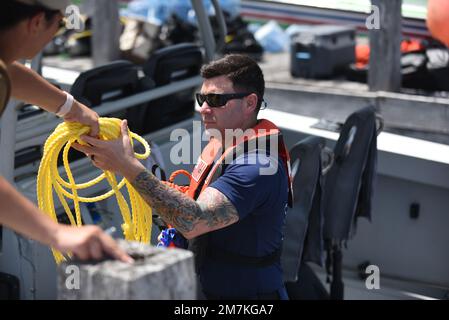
[264,84,449,145]
[191,0,217,62]
[368,0,402,92]
[264,108,449,295]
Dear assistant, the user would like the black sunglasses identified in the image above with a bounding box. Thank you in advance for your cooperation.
[195,92,251,108]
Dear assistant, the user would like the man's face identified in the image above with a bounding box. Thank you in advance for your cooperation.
[199,75,250,138]
[20,11,63,59]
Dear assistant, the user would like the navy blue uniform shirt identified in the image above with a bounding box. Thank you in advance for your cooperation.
[199,151,289,299]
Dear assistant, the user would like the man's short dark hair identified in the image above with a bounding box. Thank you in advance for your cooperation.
[200,54,265,111]
[0,1,60,31]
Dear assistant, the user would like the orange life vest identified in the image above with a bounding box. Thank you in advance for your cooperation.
[164,119,293,206]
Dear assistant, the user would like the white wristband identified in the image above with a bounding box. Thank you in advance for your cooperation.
[55,93,74,118]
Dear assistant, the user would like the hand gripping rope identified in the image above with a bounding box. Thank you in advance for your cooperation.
[37,118,152,263]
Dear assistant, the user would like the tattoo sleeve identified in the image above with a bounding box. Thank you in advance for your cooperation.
[131,169,239,236]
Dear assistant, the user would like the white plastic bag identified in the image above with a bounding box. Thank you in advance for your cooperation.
[254,20,289,53]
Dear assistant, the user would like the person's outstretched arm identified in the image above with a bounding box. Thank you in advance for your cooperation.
[0,177,132,263]
[6,62,99,137]
[72,120,240,240]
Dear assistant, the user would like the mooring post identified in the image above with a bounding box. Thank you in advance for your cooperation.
[91,0,121,66]
[368,0,403,92]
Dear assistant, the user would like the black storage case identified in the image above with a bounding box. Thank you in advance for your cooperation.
[290,25,356,79]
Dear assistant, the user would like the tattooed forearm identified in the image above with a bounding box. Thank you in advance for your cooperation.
[197,188,239,229]
[131,169,200,233]
[131,169,238,237]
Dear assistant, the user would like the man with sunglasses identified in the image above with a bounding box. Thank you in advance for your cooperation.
[0,0,132,263]
[75,54,293,300]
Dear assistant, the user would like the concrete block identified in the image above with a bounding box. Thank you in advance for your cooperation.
[57,241,196,300]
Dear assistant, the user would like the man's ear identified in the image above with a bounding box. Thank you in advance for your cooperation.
[27,12,46,35]
[245,93,258,115]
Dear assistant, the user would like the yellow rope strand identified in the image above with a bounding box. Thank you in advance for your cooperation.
[37,118,152,263]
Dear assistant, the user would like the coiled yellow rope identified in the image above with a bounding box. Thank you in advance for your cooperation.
[37,117,152,263]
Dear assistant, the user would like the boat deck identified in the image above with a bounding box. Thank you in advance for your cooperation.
[7,53,446,300]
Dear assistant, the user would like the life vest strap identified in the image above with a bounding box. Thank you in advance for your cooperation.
[161,169,191,194]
